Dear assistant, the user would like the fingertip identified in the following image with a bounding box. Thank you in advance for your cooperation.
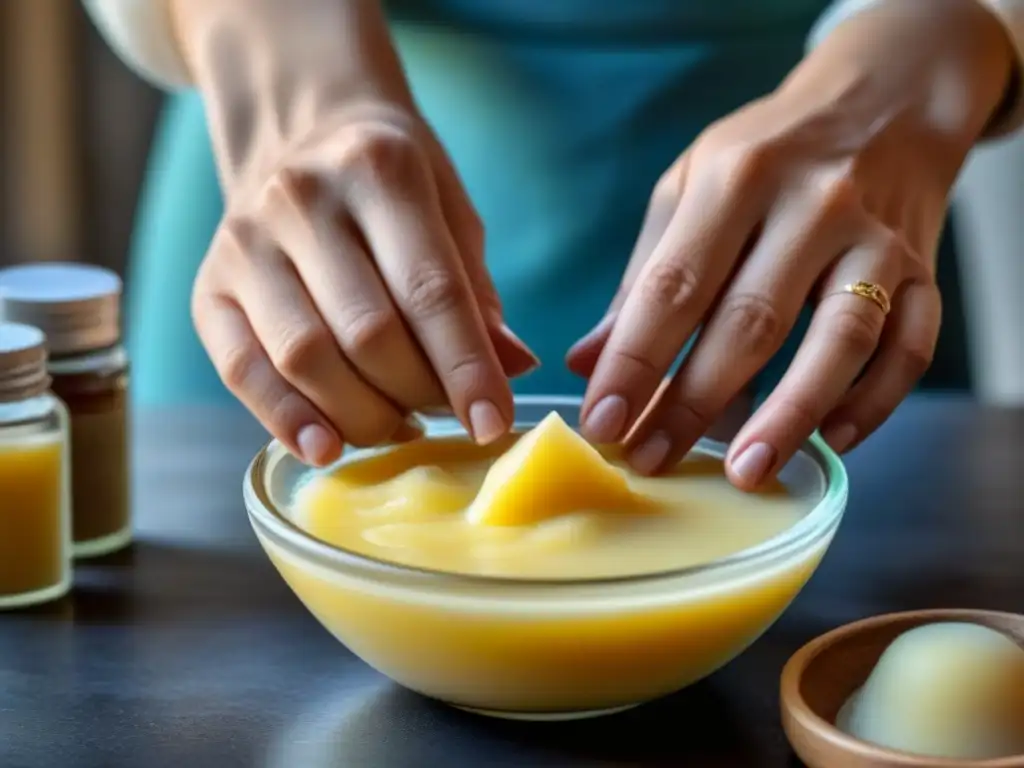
[392,415,426,443]
[494,322,534,356]
[820,421,857,454]
[725,440,777,492]
[296,423,343,466]
[566,315,616,371]
[565,341,602,379]
[582,394,629,444]
[489,325,540,378]
[468,398,509,445]
[626,430,673,476]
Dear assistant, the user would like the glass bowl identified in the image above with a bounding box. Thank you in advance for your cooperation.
[244,395,848,721]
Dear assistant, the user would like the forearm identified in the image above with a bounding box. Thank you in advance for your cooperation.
[790,0,1016,153]
[170,0,408,103]
[168,0,415,188]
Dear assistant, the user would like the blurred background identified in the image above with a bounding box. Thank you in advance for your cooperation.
[0,0,160,273]
[2,0,1020,402]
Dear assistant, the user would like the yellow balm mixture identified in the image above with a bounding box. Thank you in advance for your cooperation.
[268,412,826,715]
[295,412,804,579]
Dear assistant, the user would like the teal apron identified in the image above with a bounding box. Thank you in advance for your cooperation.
[126,1,968,407]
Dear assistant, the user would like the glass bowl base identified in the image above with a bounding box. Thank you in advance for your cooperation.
[451,702,642,721]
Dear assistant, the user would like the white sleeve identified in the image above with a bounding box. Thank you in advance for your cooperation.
[81,0,191,89]
[809,0,1024,136]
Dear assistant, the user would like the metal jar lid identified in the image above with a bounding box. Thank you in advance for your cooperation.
[0,322,51,402]
[0,262,123,356]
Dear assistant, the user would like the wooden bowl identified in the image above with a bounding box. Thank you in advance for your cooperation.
[780,609,1024,768]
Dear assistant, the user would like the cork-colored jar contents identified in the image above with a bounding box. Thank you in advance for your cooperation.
[49,357,129,551]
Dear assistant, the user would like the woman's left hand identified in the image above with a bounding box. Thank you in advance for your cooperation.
[567,0,1017,489]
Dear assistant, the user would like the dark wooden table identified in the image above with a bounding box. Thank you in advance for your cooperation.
[1,397,1022,768]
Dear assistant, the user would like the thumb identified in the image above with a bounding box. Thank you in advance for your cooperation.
[566,309,618,379]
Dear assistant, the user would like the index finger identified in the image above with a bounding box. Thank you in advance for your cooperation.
[581,152,769,444]
[344,129,512,444]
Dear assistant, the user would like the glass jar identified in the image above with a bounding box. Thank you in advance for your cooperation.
[0,263,131,558]
[0,323,71,609]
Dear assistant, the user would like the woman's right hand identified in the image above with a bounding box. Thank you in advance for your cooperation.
[174,0,537,466]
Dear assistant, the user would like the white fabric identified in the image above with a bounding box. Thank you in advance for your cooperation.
[86,0,1024,127]
[82,0,190,88]
[810,0,1024,135]
[85,0,1024,123]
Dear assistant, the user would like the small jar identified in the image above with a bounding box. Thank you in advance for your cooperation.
[0,323,71,609]
[0,263,131,558]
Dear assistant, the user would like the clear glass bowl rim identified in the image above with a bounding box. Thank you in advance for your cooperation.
[244,395,848,591]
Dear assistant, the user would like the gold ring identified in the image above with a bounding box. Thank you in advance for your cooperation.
[840,281,891,316]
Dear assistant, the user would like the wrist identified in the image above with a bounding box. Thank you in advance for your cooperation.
[784,0,1016,150]
[168,0,417,190]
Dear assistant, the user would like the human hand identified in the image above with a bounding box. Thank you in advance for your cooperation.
[180,0,536,466]
[568,0,1016,489]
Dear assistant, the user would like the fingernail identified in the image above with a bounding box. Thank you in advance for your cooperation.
[469,399,507,445]
[392,416,426,443]
[420,405,455,417]
[583,395,629,443]
[629,431,672,475]
[730,442,776,487]
[822,423,857,454]
[500,347,540,378]
[498,323,534,354]
[492,324,540,378]
[297,424,341,466]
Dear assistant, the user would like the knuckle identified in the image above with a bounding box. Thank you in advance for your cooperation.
[191,261,220,311]
[271,325,334,378]
[261,167,321,213]
[816,170,861,218]
[652,164,685,201]
[403,267,467,320]
[717,142,775,188]
[341,125,423,190]
[900,340,935,379]
[214,215,285,272]
[717,293,785,357]
[218,343,262,393]
[339,307,401,357]
[831,307,883,358]
[189,286,209,331]
[878,229,916,270]
[637,259,702,315]
[218,214,259,256]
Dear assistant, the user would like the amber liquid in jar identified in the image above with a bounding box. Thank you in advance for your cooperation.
[0,322,72,609]
[0,435,66,599]
[49,348,130,558]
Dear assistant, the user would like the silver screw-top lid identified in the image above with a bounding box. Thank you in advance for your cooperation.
[0,262,122,356]
[0,323,51,403]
